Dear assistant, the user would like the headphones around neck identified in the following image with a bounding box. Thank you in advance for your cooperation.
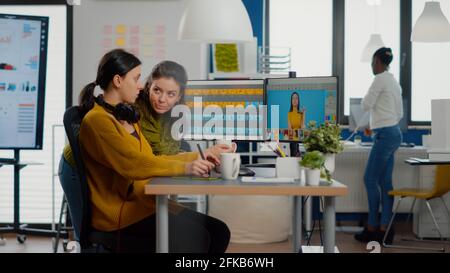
[95,95,141,124]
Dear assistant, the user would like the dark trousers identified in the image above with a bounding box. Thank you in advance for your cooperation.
[116,208,230,253]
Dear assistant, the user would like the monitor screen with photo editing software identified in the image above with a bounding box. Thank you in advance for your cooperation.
[265,76,338,142]
[182,80,265,140]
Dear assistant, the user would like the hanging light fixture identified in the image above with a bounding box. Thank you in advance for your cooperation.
[178,0,253,43]
[361,34,385,62]
[361,0,385,62]
[411,1,450,42]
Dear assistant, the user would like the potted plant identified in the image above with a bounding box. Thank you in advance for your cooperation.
[303,121,344,174]
[300,151,325,186]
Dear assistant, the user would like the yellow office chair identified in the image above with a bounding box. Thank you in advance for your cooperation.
[383,165,450,252]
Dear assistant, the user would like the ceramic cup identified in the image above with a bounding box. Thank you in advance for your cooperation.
[220,153,241,180]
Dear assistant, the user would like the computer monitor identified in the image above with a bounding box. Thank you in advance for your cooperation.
[265,76,338,142]
[0,13,49,149]
[182,80,265,140]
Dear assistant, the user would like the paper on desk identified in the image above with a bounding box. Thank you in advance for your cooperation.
[241,177,296,183]
[350,103,370,130]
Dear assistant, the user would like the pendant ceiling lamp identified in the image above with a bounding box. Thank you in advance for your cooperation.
[411,1,450,42]
[361,1,384,62]
[361,34,385,62]
[178,0,253,43]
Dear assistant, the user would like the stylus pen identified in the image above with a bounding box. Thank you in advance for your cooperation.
[277,145,286,157]
[196,143,210,176]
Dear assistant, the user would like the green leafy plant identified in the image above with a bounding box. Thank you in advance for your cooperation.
[320,168,332,183]
[303,121,344,154]
[300,151,325,170]
[299,151,333,183]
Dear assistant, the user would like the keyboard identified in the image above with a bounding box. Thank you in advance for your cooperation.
[360,142,373,147]
[244,163,276,168]
[400,142,415,148]
[360,142,415,148]
[239,166,256,177]
[0,158,17,164]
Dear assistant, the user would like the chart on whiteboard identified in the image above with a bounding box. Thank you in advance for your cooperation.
[0,16,44,148]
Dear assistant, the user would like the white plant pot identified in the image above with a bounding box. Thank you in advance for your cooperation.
[324,153,335,174]
[305,168,321,186]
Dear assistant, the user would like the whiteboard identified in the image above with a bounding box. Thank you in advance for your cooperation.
[0,5,67,223]
[73,0,208,104]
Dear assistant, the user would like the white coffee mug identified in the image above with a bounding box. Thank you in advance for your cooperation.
[220,153,241,180]
[216,140,237,153]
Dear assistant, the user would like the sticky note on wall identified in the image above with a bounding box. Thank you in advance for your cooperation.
[115,37,126,46]
[116,25,126,35]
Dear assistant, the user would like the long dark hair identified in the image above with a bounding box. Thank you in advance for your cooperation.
[78,49,141,116]
[289,92,300,112]
[136,60,188,120]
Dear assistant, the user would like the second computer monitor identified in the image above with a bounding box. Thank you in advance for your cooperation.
[183,80,265,140]
[265,76,338,142]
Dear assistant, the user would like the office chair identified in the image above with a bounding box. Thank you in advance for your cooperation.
[53,195,72,253]
[63,106,141,252]
[383,165,450,252]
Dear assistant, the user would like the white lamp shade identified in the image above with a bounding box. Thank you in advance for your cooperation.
[411,1,450,43]
[361,34,385,62]
[178,0,253,43]
[366,0,381,6]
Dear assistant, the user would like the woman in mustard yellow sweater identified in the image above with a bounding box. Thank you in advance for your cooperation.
[77,49,229,253]
[58,61,230,242]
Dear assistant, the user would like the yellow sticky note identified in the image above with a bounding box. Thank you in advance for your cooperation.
[115,37,126,47]
[116,25,126,35]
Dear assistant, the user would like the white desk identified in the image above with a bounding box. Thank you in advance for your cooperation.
[333,145,428,212]
[145,177,348,253]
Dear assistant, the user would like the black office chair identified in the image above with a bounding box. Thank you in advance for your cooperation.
[53,195,72,253]
[63,106,131,252]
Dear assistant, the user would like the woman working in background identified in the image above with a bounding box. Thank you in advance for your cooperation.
[69,49,230,252]
[354,47,403,244]
[287,92,305,140]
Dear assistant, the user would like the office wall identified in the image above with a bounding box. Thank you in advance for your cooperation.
[72,0,208,104]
